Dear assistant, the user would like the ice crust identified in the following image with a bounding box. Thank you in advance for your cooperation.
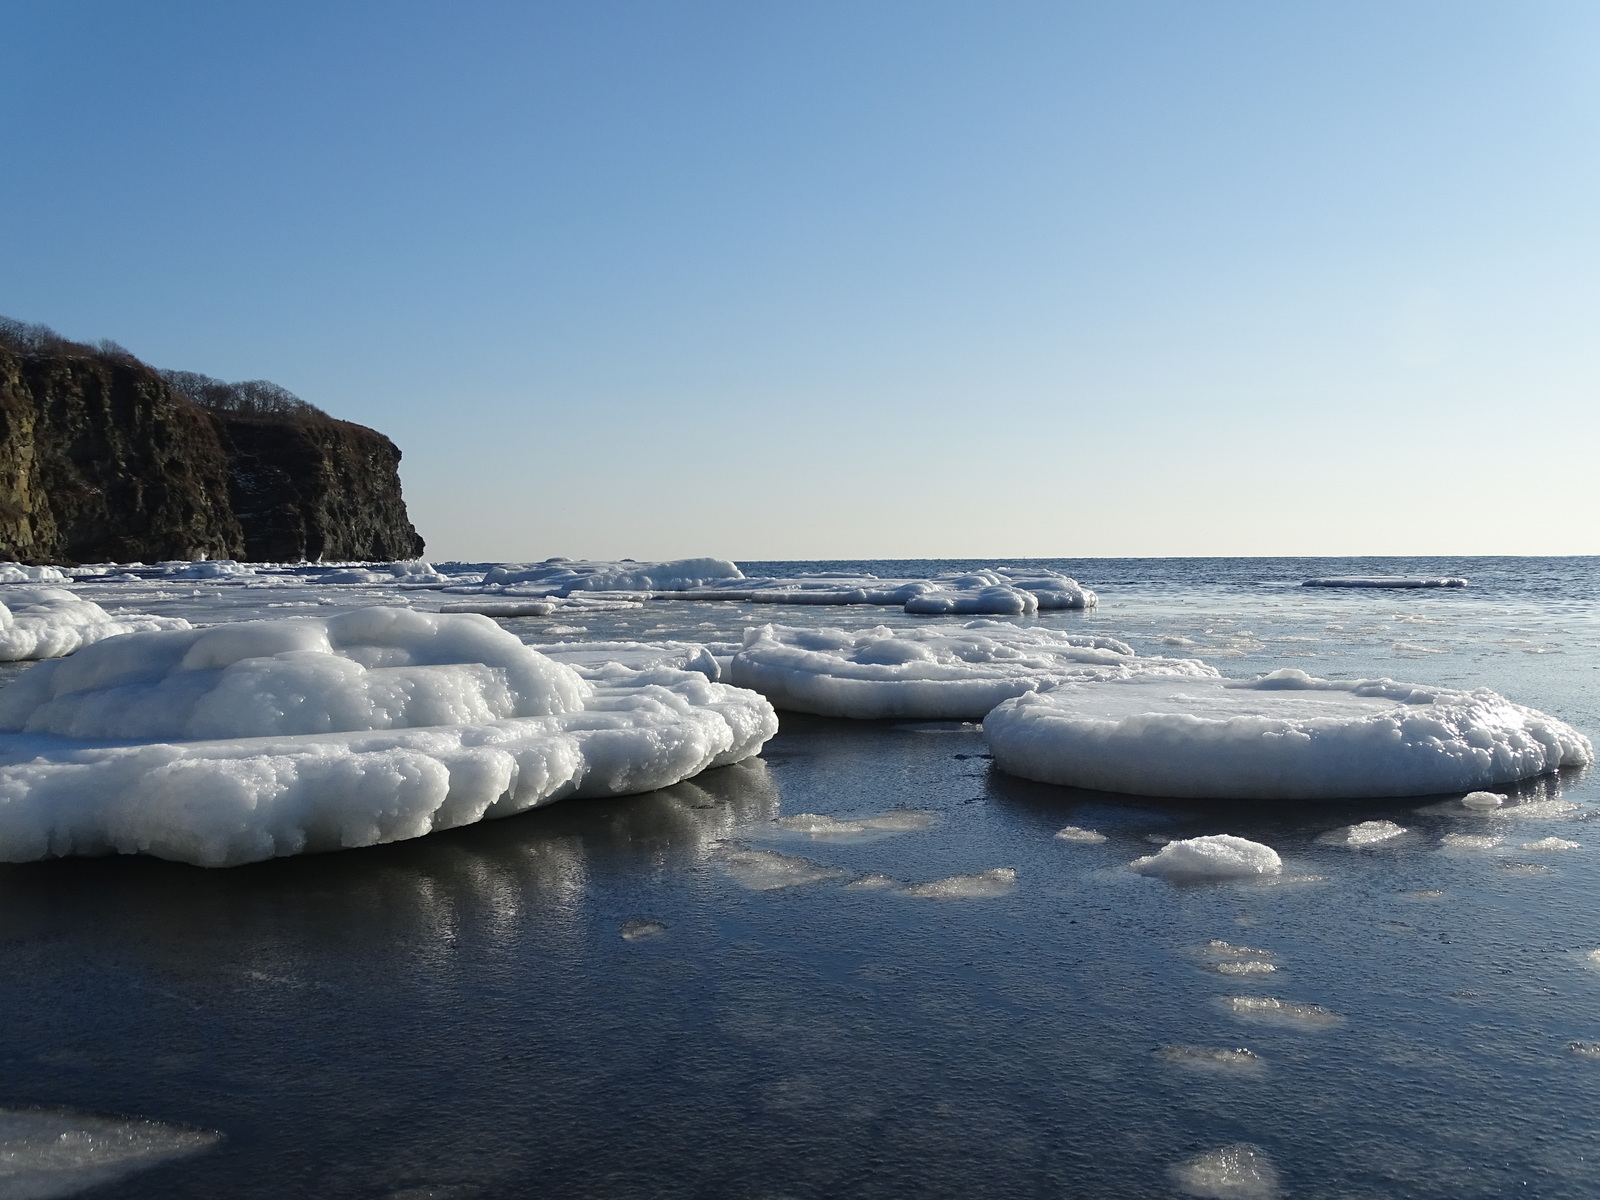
[984,669,1592,799]
[0,1106,218,1198]
[1129,835,1283,881]
[728,622,1216,719]
[0,608,776,866]
[0,587,190,662]
[1303,575,1467,588]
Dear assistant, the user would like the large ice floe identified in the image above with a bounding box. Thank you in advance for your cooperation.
[464,558,1097,615]
[726,622,1217,719]
[984,669,1592,799]
[0,587,190,661]
[0,607,775,866]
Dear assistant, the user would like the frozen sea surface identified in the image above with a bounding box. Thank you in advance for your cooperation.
[0,555,1598,1197]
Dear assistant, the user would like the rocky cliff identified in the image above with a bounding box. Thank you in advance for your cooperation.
[0,327,423,564]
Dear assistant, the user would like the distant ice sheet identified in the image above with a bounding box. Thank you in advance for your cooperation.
[0,587,189,662]
[984,669,1591,799]
[1303,575,1467,588]
[0,608,775,866]
[728,622,1215,719]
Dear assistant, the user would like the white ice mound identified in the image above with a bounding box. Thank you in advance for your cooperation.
[0,562,68,584]
[1303,575,1466,588]
[984,669,1592,799]
[482,556,744,593]
[1130,835,1283,881]
[727,622,1216,719]
[0,608,776,866]
[0,586,191,662]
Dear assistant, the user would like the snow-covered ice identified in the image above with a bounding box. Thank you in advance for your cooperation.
[1462,791,1505,810]
[0,608,775,866]
[0,587,190,661]
[0,562,68,584]
[0,1106,218,1198]
[984,669,1592,799]
[728,622,1215,719]
[1129,835,1283,881]
[1303,575,1467,589]
[1169,1143,1280,1199]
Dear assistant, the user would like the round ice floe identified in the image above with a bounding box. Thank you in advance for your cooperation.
[0,608,776,867]
[0,586,190,661]
[727,622,1215,719]
[1130,835,1282,881]
[984,669,1592,799]
[1169,1143,1280,1199]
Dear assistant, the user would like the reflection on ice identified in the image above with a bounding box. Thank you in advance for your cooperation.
[0,1107,218,1199]
[1169,1143,1281,1199]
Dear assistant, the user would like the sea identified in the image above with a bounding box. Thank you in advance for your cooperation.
[3,555,1599,1198]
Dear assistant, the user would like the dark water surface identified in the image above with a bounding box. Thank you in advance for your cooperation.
[5,556,1600,1197]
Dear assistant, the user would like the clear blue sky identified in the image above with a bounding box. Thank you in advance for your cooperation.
[4,1,1598,561]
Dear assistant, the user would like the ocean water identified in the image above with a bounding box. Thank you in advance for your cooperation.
[2,556,1599,1198]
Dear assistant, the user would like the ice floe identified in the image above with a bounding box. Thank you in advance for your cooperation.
[0,1106,218,1197]
[719,847,845,890]
[1227,996,1342,1028]
[1461,790,1505,810]
[1303,575,1467,588]
[1522,837,1580,851]
[984,669,1592,799]
[1156,1045,1266,1074]
[1318,819,1407,847]
[1169,1143,1280,1199]
[0,608,775,866]
[901,867,1016,898]
[529,640,723,682]
[1053,824,1107,843]
[481,556,743,593]
[0,562,69,584]
[1130,835,1282,881]
[619,918,667,940]
[728,622,1215,719]
[773,810,937,838]
[1440,833,1501,850]
[0,587,190,661]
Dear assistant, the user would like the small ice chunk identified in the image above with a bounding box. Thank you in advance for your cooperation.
[773,811,937,838]
[1462,791,1505,811]
[1522,837,1580,851]
[1441,833,1501,850]
[1156,1046,1266,1074]
[1054,825,1107,843]
[0,1107,219,1196]
[1228,996,1342,1027]
[845,873,899,890]
[902,867,1016,898]
[1130,835,1282,882]
[1569,1041,1600,1058]
[620,919,667,940]
[1169,1143,1281,1199]
[1320,820,1406,847]
[1498,861,1554,875]
[720,848,845,891]
[1203,939,1273,959]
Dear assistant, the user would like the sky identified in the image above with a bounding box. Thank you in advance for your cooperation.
[3,1,1599,562]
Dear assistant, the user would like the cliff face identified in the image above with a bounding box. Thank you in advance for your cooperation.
[0,344,423,564]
